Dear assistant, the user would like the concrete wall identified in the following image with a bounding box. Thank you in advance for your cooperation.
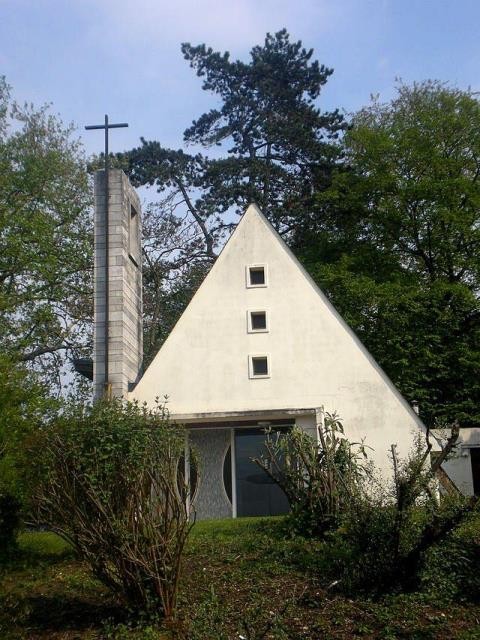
[131,204,424,479]
[94,170,143,399]
[441,429,480,495]
[296,414,317,441]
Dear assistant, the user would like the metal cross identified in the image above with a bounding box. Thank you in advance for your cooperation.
[85,114,128,171]
[85,115,128,397]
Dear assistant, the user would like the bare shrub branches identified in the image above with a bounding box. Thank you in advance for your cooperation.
[28,398,194,620]
[339,423,479,594]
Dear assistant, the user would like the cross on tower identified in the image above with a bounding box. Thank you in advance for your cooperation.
[85,114,129,169]
[85,115,128,398]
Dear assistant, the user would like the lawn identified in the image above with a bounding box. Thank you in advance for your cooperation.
[1,517,480,639]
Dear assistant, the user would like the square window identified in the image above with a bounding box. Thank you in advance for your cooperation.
[249,266,265,285]
[246,264,267,287]
[251,356,269,377]
[250,311,267,331]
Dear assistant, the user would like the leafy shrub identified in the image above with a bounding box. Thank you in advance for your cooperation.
[262,417,480,596]
[0,492,21,559]
[333,496,480,597]
[27,398,194,619]
[421,509,480,602]
[255,412,369,536]
[322,428,479,595]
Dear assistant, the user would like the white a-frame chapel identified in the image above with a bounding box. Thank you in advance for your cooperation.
[87,169,479,521]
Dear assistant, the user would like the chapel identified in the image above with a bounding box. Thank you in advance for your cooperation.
[87,169,479,519]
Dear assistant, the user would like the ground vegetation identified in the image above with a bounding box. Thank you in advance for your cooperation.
[26,398,194,621]
[1,516,479,639]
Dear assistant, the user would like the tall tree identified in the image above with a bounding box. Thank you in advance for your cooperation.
[0,77,92,388]
[124,30,344,362]
[181,28,345,229]
[294,81,480,427]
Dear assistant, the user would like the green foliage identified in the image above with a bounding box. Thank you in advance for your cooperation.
[255,414,369,537]
[421,509,480,602]
[187,584,294,640]
[0,77,89,503]
[1,519,480,639]
[101,619,166,639]
[319,431,479,595]
[254,419,479,597]
[308,263,480,426]
[186,586,229,640]
[0,492,21,559]
[0,353,58,502]
[181,28,344,227]
[295,80,480,427]
[127,29,343,228]
[317,500,480,604]
[141,209,210,367]
[28,398,193,619]
[0,76,92,387]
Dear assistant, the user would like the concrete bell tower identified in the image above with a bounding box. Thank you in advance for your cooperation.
[93,169,143,399]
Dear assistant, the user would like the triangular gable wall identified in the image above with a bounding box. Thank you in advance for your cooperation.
[131,205,424,467]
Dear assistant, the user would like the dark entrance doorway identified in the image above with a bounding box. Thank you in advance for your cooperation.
[235,428,290,517]
[471,448,480,495]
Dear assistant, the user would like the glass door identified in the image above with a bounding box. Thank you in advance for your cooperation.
[235,428,290,517]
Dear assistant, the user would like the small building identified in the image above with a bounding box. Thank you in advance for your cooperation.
[91,170,479,520]
[440,429,480,495]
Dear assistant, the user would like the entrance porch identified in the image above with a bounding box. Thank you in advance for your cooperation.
[178,409,319,520]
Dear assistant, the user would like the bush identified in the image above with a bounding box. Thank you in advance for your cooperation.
[27,398,194,619]
[421,509,480,602]
[255,412,369,536]
[330,495,479,597]
[0,492,21,559]
[260,417,480,596]
[322,428,479,595]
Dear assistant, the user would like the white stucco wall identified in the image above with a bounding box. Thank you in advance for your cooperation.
[130,205,424,478]
[438,428,480,495]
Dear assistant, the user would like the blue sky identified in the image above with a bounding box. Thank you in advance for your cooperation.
[1,0,480,158]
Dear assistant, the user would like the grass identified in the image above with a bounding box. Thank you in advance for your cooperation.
[18,531,72,557]
[1,517,480,639]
